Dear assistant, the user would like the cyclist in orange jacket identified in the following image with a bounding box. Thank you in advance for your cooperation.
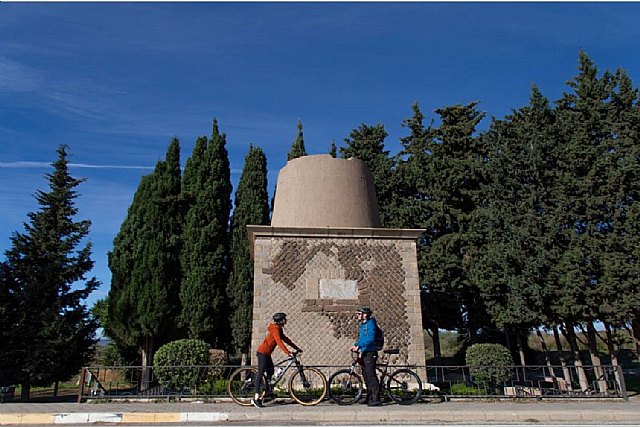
[252,312,301,408]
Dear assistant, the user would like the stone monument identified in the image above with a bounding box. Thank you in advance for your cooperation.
[248,155,426,369]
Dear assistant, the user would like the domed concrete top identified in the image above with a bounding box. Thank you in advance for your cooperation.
[271,155,381,228]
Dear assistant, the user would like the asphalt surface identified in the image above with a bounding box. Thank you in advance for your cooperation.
[1,397,640,425]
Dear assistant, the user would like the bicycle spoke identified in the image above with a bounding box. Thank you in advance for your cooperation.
[328,369,363,405]
[289,367,327,406]
[228,368,267,406]
[386,369,422,405]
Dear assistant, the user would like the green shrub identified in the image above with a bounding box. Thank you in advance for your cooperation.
[450,382,487,395]
[465,343,513,387]
[153,339,211,390]
[197,378,228,396]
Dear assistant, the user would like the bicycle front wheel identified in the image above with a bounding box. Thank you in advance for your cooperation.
[288,367,327,406]
[327,369,363,405]
[386,368,422,404]
[228,367,267,406]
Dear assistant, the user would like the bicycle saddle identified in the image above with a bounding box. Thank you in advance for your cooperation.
[383,349,399,354]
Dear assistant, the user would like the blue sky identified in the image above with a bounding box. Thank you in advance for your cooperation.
[1,2,640,308]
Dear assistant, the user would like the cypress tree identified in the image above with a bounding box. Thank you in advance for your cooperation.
[179,119,232,346]
[476,87,560,362]
[287,119,307,161]
[551,54,640,366]
[2,145,99,398]
[340,123,397,226]
[396,103,462,359]
[108,139,182,376]
[228,145,270,359]
[421,103,490,344]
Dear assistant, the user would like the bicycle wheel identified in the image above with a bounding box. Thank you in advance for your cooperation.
[386,368,422,405]
[288,367,327,406]
[227,367,267,406]
[327,369,363,405]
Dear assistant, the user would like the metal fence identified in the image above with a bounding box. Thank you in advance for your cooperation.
[78,363,628,402]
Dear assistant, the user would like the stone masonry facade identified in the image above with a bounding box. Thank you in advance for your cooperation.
[250,228,426,371]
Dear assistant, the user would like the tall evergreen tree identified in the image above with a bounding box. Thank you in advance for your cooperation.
[396,103,462,359]
[228,145,270,359]
[421,103,490,344]
[108,139,182,374]
[1,145,98,398]
[550,53,640,371]
[340,123,397,226]
[180,119,232,346]
[476,87,560,362]
[287,119,307,161]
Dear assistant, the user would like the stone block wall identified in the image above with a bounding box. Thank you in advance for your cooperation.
[250,228,426,371]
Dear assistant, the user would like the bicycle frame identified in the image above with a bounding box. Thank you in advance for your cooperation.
[270,353,300,388]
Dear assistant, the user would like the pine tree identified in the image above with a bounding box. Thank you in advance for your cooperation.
[340,123,397,226]
[228,145,270,359]
[108,139,182,377]
[287,119,307,161]
[1,145,99,398]
[179,119,232,346]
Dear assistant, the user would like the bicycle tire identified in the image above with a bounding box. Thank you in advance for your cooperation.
[227,367,267,406]
[386,368,422,405]
[327,368,364,405]
[288,366,327,406]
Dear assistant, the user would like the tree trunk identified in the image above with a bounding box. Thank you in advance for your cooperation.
[53,381,59,397]
[516,332,526,366]
[140,336,155,391]
[536,328,555,376]
[20,379,30,400]
[241,352,248,367]
[604,321,626,397]
[431,326,441,362]
[553,326,573,391]
[631,316,640,354]
[586,321,607,393]
[564,322,589,392]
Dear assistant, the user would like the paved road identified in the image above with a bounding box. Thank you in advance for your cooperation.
[2,398,640,425]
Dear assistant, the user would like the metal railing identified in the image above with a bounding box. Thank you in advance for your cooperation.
[77,363,628,402]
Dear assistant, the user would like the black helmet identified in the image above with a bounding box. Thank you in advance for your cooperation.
[357,306,372,315]
[272,312,287,323]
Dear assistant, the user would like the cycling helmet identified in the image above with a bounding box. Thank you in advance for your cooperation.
[272,312,287,323]
[357,306,372,315]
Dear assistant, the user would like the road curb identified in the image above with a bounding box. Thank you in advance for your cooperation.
[0,412,230,425]
[1,405,640,425]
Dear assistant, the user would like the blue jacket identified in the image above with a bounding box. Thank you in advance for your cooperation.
[354,317,378,352]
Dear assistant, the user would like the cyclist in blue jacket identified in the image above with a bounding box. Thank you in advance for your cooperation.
[350,306,381,406]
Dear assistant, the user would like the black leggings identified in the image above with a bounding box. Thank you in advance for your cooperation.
[255,352,274,396]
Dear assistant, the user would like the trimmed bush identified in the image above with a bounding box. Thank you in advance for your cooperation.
[465,343,513,387]
[153,339,211,390]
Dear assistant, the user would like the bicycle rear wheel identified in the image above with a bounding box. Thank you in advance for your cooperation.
[386,368,422,404]
[327,369,363,405]
[227,367,267,406]
[288,367,327,406]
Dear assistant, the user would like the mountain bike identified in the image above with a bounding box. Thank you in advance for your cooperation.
[228,351,327,406]
[328,349,422,405]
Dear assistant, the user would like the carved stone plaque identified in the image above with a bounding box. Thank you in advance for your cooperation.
[319,279,357,299]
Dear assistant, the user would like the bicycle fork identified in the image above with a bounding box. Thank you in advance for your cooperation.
[295,361,311,388]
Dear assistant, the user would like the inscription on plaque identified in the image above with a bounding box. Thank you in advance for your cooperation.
[319,279,357,299]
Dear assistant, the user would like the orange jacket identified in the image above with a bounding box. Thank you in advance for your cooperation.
[257,323,299,356]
